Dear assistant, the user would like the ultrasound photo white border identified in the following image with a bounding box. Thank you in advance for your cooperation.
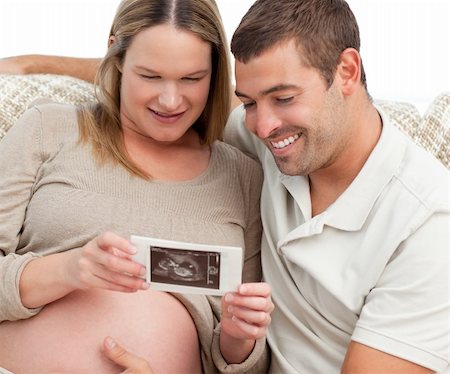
[131,235,243,295]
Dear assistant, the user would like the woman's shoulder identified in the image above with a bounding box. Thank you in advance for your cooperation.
[30,100,78,121]
[4,101,79,142]
[214,140,261,168]
[30,101,79,134]
[212,140,263,183]
[16,101,81,154]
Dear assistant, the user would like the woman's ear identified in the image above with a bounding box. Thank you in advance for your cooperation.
[336,48,361,96]
[108,35,116,48]
[108,36,123,73]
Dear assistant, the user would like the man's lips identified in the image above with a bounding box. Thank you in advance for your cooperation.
[270,133,300,149]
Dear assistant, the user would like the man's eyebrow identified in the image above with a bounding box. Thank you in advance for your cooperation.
[235,84,301,99]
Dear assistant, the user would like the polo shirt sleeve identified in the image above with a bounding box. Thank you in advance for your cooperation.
[224,106,264,162]
[352,211,450,373]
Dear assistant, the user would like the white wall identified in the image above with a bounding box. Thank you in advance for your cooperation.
[1,0,449,113]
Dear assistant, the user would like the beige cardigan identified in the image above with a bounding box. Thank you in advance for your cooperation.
[0,103,268,373]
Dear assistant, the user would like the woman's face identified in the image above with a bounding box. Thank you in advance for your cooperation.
[118,23,212,145]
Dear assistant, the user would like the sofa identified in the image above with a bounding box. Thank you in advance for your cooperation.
[0,73,449,169]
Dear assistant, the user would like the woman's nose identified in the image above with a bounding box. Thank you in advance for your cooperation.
[158,82,182,111]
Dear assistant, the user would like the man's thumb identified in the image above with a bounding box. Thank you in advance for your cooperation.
[102,336,153,373]
[103,336,129,364]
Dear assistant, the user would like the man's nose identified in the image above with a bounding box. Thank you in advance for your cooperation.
[247,105,282,139]
[158,82,182,111]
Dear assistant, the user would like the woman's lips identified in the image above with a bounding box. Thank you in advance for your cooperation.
[150,108,186,123]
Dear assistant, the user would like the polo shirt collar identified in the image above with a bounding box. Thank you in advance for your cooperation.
[281,108,407,236]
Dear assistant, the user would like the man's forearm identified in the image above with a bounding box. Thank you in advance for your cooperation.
[0,55,101,83]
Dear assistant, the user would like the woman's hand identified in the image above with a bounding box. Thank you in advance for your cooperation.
[65,231,149,293]
[103,337,154,374]
[19,231,148,309]
[220,282,274,363]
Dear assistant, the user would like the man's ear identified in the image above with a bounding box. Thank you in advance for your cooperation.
[336,48,361,96]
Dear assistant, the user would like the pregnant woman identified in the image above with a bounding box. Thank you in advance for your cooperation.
[0,0,273,372]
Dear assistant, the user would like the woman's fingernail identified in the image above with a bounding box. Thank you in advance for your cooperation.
[128,245,138,254]
[141,282,150,290]
[225,294,233,302]
[139,267,146,276]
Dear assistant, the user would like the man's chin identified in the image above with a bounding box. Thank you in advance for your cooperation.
[274,158,307,177]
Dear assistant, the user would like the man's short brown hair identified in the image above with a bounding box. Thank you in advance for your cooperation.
[231,0,367,89]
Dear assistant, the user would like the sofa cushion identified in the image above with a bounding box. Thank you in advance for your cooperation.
[415,92,450,168]
[0,74,95,140]
[0,74,448,169]
[376,99,421,139]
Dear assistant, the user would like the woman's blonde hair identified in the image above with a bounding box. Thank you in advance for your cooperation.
[78,0,231,179]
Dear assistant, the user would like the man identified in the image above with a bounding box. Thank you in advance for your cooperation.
[1,0,449,373]
[224,0,449,373]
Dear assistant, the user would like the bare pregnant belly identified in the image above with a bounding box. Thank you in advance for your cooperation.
[0,289,202,374]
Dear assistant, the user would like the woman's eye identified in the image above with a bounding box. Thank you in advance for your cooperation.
[182,77,201,82]
[140,74,160,80]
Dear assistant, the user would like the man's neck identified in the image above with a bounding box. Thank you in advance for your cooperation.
[309,104,382,217]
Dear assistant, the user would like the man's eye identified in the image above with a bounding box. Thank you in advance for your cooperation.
[242,102,255,109]
[277,96,294,104]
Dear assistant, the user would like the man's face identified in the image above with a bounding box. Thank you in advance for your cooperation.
[235,40,350,176]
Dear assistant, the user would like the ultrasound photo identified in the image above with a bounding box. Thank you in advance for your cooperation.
[150,246,220,289]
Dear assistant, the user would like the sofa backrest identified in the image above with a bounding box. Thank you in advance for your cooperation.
[0,74,448,169]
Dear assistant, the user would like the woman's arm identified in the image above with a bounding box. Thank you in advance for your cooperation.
[0,107,146,322]
[0,55,100,83]
[19,232,148,309]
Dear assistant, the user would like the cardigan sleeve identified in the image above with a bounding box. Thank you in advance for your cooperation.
[0,107,46,322]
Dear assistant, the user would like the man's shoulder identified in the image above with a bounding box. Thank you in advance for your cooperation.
[224,105,266,161]
[395,135,449,210]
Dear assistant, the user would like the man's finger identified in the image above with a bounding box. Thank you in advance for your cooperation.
[238,282,272,297]
[103,336,154,373]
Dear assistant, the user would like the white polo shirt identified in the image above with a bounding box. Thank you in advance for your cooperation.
[225,105,450,373]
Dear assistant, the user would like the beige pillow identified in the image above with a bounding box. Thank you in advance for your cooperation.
[376,99,421,139]
[0,74,95,140]
[415,92,450,168]
[1,74,448,169]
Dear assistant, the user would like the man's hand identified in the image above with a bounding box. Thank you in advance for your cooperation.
[103,337,154,374]
[0,56,31,75]
[220,282,274,363]
[0,55,100,82]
